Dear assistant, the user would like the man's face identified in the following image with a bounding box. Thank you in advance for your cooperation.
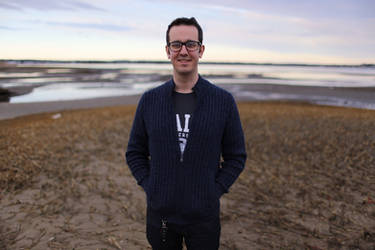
[166,25,205,76]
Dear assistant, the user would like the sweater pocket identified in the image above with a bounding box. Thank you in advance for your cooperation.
[180,173,220,220]
[140,176,150,194]
[148,179,176,214]
[215,181,225,199]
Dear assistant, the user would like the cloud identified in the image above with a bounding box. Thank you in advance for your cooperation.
[0,0,104,12]
[0,2,22,10]
[0,25,15,30]
[45,21,131,32]
[152,0,375,19]
[198,1,374,47]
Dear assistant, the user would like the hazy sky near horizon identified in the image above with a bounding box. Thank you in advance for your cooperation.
[1,0,374,64]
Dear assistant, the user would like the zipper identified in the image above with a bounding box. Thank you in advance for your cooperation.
[161,218,168,243]
[170,82,201,165]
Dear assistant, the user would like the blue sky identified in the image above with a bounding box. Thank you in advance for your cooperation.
[0,0,374,64]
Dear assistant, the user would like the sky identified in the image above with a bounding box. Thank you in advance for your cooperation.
[0,0,374,64]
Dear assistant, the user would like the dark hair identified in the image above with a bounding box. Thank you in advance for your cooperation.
[166,17,203,44]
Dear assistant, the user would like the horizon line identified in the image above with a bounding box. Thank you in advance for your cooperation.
[1,59,374,68]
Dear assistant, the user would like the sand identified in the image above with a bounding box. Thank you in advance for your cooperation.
[1,101,375,249]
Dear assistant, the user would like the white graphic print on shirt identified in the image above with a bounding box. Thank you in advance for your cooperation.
[176,114,191,153]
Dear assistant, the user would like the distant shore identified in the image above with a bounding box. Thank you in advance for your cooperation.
[2,59,374,67]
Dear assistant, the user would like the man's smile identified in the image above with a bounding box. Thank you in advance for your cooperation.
[177,58,192,62]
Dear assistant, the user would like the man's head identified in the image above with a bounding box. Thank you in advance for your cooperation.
[166,17,203,44]
[166,17,205,77]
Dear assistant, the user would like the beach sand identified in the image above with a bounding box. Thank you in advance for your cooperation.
[1,101,375,249]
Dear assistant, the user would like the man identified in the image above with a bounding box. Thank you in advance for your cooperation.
[126,17,246,250]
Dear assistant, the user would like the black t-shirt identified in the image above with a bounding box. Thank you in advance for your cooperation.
[172,91,196,154]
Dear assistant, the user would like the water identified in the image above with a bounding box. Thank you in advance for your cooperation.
[1,62,375,109]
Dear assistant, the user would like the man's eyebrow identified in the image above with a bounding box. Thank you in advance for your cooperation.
[170,40,196,43]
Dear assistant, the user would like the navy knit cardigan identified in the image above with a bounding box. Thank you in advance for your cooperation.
[126,76,247,225]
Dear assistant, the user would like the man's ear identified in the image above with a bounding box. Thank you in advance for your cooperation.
[199,44,205,58]
[165,45,171,59]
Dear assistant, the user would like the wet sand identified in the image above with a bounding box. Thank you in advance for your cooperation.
[1,101,374,249]
[0,95,141,120]
[2,82,375,121]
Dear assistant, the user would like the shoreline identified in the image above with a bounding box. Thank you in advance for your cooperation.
[0,94,141,120]
[2,61,375,119]
[2,83,375,120]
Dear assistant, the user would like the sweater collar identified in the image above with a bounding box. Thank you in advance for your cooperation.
[167,75,206,98]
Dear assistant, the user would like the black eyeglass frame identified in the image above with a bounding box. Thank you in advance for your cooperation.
[167,40,202,52]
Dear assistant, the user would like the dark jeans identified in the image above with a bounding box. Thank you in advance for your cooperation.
[146,214,221,250]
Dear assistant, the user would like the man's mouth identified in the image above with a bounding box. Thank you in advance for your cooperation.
[177,59,191,63]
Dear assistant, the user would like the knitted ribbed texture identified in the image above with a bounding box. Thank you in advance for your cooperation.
[126,76,247,225]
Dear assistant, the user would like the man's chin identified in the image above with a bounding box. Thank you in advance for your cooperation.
[174,67,194,75]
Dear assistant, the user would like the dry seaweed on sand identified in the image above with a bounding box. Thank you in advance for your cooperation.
[1,102,375,249]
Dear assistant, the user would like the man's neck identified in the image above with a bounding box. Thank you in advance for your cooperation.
[173,73,199,93]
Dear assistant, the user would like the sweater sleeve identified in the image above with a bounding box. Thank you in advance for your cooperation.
[216,96,247,196]
[125,94,150,192]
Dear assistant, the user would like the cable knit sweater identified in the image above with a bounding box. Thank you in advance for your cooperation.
[126,76,247,225]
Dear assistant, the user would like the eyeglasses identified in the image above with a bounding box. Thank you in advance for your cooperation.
[168,40,201,52]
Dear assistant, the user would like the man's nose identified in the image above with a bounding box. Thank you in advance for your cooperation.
[179,44,188,54]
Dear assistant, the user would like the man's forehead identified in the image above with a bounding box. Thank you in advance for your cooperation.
[169,25,199,40]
